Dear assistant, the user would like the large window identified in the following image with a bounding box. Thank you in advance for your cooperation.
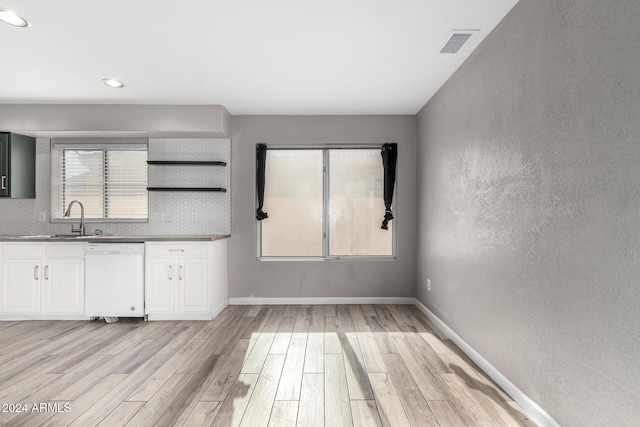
[51,141,148,222]
[259,148,394,258]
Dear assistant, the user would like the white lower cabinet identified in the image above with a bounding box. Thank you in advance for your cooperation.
[177,259,207,313]
[145,257,175,313]
[0,243,85,319]
[41,257,84,315]
[145,240,227,320]
[1,257,41,314]
[0,239,227,321]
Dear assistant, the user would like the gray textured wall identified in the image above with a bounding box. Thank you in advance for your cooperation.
[416,0,640,425]
[229,115,416,299]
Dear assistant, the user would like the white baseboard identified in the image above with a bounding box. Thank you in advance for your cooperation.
[228,297,415,305]
[210,300,229,319]
[146,313,214,321]
[413,298,561,427]
[146,301,229,322]
[0,315,90,321]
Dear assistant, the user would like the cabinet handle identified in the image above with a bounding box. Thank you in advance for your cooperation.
[179,265,183,280]
[44,265,49,280]
[1,175,6,190]
[34,265,39,280]
[169,249,184,252]
[168,265,173,280]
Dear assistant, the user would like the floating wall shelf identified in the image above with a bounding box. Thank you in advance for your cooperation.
[147,187,227,192]
[147,160,227,192]
[147,161,227,166]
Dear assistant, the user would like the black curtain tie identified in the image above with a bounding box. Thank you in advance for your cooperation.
[256,144,268,220]
[381,143,397,230]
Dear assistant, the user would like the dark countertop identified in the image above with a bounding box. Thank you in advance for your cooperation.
[0,234,231,243]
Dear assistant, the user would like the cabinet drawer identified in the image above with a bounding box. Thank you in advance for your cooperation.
[2,243,42,257]
[145,242,207,258]
[45,243,85,258]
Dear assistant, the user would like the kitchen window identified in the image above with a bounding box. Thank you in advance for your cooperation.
[258,147,395,259]
[50,140,148,222]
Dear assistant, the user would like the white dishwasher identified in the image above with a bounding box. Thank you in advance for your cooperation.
[84,243,145,318]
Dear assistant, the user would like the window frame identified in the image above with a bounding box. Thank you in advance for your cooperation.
[257,145,397,261]
[50,139,149,223]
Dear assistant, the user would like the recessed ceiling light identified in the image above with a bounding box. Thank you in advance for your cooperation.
[0,7,30,27]
[102,78,125,88]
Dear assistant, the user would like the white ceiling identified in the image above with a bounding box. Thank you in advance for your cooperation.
[0,1,518,115]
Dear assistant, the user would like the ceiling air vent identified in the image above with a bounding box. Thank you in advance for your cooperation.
[440,33,472,54]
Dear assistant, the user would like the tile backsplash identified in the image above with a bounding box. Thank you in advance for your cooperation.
[0,138,231,236]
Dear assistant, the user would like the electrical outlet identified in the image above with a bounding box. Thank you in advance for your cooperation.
[427,278,431,291]
[39,212,46,222]
[191,212,198,222]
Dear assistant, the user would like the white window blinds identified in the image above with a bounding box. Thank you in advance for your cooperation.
[51,141,148,221]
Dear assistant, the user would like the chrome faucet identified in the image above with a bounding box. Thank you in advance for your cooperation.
[64,200,86,235]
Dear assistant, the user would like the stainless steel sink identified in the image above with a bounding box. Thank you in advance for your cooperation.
[52,234,114,238]
[9,234,114,239]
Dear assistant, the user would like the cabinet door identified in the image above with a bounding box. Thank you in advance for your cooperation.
[41,258,84,314]
[1,258,41,314]
[0,133,8,197]
[145,258,175,313]
[178,258,207,313]
[0,133,35,199]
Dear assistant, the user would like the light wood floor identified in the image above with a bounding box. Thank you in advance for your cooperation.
[0,305,537,427]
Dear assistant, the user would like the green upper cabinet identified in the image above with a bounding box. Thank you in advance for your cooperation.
[0,132,36,199]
